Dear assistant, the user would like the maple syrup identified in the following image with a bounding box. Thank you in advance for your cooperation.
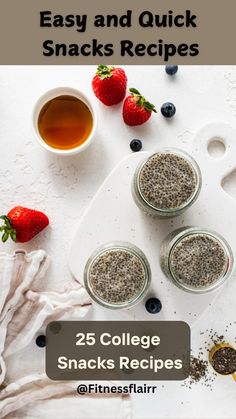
[38,95,93,150]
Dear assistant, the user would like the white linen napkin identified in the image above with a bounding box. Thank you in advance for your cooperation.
[0,250,132,419]
[0,374,132,419]
[0,250,48,385]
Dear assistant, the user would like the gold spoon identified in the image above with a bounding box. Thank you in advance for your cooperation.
[209,342,236,381]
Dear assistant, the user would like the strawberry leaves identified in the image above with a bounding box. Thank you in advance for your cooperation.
[145,101,157,112]
[129,88,141,95]
[129,88,157,113]
[96,65,114,79]
[0,215,17,242]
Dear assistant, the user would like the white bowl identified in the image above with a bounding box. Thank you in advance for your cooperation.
[32,87,97,156]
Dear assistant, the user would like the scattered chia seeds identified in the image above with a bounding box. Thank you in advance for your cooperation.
[139,152,198,210]
[189,356,208,382]
[88,249,146,305]
[183,324,236,390]
[182,354,216,389]
[170,233,227,289]
[212,347,236,375]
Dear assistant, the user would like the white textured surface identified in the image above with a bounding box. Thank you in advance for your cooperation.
[1,66,236,419]
[1,65,236,289]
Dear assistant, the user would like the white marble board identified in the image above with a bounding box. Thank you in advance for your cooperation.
[68,123,236,324]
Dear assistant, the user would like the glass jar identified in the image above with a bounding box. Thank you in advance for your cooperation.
[132,148,202,217]
[84,241,151,309]
[160,227,234,294]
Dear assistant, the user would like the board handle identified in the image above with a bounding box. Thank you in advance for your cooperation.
[193,122,236,180]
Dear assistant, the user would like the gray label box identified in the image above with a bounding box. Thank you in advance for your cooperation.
[46,321,190,380]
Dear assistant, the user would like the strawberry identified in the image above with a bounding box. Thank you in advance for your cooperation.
[92,65,127,106]
[0,206,49,243]
[123,88,157,126]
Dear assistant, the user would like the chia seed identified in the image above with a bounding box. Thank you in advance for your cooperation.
[183,324,236,390]
[189,356,208,382]
[182,354,216,389]
[212,347,236,375]
[88,248,147,305]
[139,152,198,210]
[170,233,227,289]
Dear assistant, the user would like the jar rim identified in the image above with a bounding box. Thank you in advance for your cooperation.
[84,241,151,309]
[136,148,202,214]
[168,228,234,294]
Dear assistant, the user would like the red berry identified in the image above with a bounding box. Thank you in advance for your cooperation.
[123,88,157,126]
[0,206,49,243]
[92,65,127,106]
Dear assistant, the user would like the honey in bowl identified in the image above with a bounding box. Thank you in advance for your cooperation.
[38,95,93,150]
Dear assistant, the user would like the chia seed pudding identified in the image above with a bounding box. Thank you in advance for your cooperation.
[84,242,151,309]
[132,149,201,217]
[160,227,234,293]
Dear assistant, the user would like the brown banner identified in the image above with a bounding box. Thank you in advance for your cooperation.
[46,321,190,380]
[0,0,235,64]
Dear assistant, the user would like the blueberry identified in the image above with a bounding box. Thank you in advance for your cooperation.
[165,65,178,75]
[36,335,46,348]
[161,102,176,118]
[130,139,142,152]
[145,298,162,314]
